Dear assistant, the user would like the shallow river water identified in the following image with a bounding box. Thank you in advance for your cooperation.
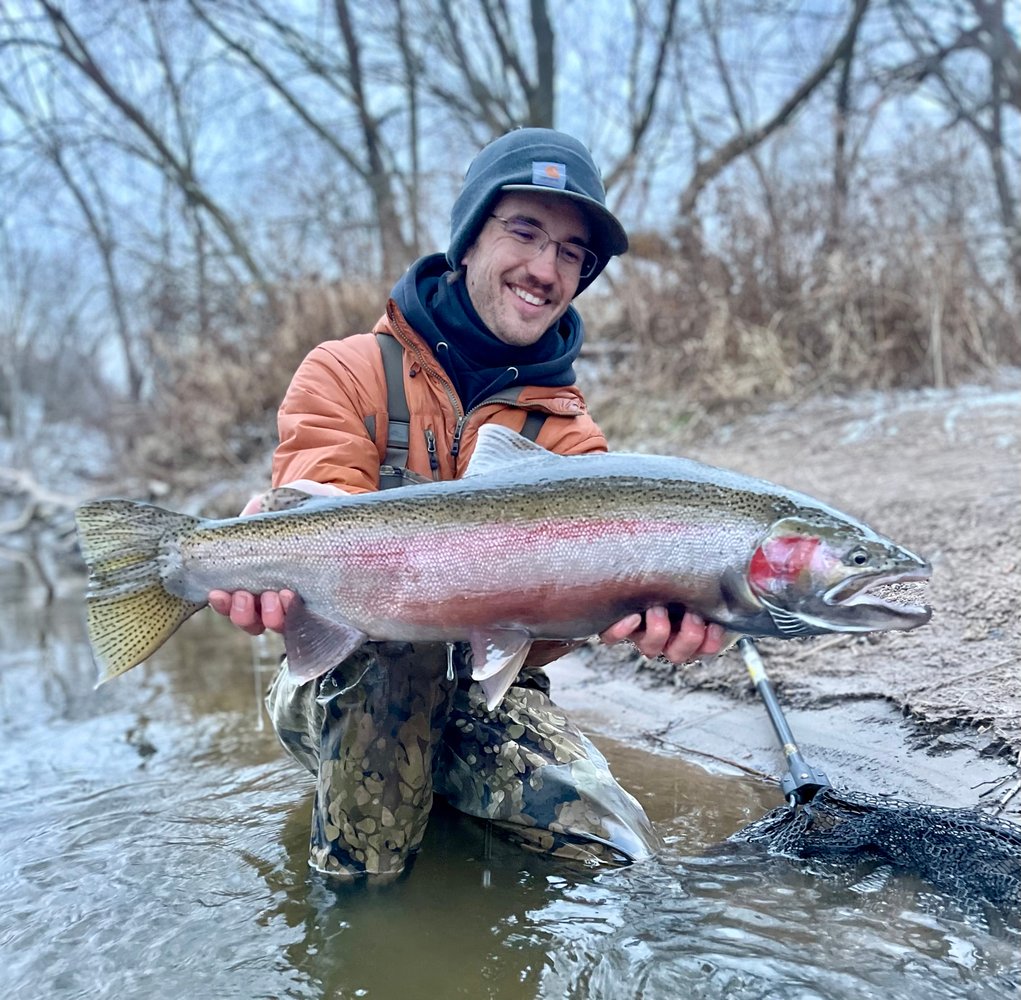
[1,568,1017,1000]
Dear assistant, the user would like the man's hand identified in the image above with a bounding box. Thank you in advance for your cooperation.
[208,588,297,636]
[600,606,725,664]
[209,479,344,633]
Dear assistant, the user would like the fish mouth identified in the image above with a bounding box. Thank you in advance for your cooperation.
[823,565,932,625]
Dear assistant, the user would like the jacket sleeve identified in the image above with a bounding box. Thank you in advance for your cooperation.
[272,339,385,494]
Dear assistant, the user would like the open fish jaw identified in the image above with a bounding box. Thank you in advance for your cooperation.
[824,566,932,621]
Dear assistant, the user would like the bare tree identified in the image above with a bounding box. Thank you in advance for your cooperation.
[428,0,556,137]
[185,0,416,275]
[602,0,681,194]
[825,2,868,252]
[394,0,424,254]
[0,69,144,403]
[677,0,872,220]
[333,0,412,273]
[887,0,1021,284]
[0,0,1016,501]
[34,2,273,302]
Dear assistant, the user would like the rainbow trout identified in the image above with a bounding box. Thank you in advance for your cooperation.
[75,425,931,708]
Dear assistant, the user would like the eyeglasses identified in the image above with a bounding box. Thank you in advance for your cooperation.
[489,215,599,279]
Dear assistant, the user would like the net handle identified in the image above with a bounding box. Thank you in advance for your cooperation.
[738,638,833,806]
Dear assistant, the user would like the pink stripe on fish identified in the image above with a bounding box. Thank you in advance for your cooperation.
[390,516,706,551]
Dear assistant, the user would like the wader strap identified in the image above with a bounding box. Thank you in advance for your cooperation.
[375,333,414,490]
[520,410,547,443]
[372,331,547,487]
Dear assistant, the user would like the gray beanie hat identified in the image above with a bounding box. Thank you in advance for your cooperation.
[447,127,628,295]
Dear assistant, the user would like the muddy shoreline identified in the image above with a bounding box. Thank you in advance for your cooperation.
[558,373,1021,821]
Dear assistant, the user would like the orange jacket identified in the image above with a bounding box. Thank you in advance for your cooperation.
[273,299,607,492]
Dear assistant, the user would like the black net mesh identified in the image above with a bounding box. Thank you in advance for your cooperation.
[730,787,1021,911]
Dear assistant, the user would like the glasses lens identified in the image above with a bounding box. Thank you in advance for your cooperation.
[493,216,598,279]
[502,219,543,247]
[573,246,598,279]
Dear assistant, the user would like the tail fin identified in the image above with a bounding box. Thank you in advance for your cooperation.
[75,499,207,684]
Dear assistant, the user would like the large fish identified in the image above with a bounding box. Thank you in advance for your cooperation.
[75,425,931,708]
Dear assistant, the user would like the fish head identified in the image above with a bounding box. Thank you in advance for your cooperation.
[747,515,932,636]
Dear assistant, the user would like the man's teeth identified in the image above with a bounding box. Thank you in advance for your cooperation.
[867,580,929,606]
[512,286,546,306]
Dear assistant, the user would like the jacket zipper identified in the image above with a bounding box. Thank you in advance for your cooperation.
[424,428,440,479]
[393,330,466,427]
[451,412,474,458]
[389,321,548,464]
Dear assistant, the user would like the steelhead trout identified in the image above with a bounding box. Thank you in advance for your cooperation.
[75,425,931,708]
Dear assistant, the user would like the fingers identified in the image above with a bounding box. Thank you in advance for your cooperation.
[260,590,296,632]
[227,591,266,635]
[700,622,727,656]
[601,607,726,665]
[660,612,722,663]
[206,588,296,636]
[599,613,643,645]
[631,605,674,659]
[208,590,234,617]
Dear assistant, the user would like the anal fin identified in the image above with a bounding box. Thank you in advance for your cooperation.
[470,629,533,711]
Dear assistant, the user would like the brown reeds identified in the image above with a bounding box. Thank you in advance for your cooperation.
[119,276,390,500]
[586,206,1018,447]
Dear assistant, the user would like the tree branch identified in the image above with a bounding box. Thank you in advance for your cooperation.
[38,1,272,302]
[679,0,871,218]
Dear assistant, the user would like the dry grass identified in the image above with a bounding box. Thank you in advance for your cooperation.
[120,276,390,495]
[585,215,1018,447]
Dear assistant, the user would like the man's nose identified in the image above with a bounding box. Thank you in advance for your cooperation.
[527,240,560,282]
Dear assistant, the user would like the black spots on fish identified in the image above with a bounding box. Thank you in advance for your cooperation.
[688,482,774,519]
[87,584,204,681]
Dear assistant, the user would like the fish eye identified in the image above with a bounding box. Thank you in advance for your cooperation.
[847,546,871,567]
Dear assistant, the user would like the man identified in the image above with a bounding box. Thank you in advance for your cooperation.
[210,128,723,879]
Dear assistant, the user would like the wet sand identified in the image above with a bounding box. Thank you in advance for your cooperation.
[554,651,1020,822]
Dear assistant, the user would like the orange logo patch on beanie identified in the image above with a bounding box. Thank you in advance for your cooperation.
[532,161,567,189]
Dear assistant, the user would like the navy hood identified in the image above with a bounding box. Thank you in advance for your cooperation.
[390,253,585,410]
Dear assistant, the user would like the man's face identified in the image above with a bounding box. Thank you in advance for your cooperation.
[460,192,592,347]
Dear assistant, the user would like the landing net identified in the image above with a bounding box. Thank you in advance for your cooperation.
[730,786,1021,911]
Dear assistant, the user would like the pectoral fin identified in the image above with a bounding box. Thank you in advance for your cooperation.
[718,629,743,653]
[282,601,368,682]
[470,629,533,711]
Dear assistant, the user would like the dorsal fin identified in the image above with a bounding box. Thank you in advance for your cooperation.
[464,423,554,478]
[258,487,320,512]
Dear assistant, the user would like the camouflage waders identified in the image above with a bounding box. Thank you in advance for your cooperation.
[266,642,660,879]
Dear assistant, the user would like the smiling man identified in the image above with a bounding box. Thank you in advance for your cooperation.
[210,128,722,880]
[460,194,592,346]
